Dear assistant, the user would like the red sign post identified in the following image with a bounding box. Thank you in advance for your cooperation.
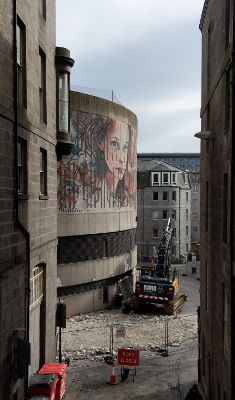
[118,349,140,367]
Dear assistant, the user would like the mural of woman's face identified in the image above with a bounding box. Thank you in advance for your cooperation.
[104,120,129,192]
[58,163,81,210]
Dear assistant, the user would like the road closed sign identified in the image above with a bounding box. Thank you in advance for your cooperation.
[118,349,140,366]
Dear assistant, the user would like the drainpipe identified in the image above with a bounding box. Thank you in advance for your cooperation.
[13,1,30,398]
[231,3,235,397]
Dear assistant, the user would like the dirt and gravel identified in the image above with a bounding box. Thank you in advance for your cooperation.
[61,269,201,399]
[62,305,198,366]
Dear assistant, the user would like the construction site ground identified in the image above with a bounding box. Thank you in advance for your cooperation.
[62,263,201,400]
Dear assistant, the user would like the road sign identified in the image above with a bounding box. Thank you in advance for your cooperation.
[118,349,140,366]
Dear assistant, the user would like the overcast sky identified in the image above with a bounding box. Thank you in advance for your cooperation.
[56,0,204,153]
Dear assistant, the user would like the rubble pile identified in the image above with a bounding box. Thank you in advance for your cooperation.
[62,310,197,366]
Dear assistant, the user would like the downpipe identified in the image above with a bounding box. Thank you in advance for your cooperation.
[13,1,30,398]
[231,7,235,397]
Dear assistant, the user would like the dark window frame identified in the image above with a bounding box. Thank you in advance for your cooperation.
[163,210,167,220]
[40,148,47,196]
[152,229,158,238]
[39,48,47,123]
[17,138,27,195]
[58,70,70,133]
[153,192,158,201]
[163,191,168,201]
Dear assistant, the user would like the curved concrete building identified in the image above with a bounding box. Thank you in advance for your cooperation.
[57,92,137,314]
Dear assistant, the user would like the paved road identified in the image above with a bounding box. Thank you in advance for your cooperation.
[64,269,201,400]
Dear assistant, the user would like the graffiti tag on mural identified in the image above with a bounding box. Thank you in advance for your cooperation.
[58,112,137,213]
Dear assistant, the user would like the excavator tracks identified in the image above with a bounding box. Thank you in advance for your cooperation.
[164,293,187,314]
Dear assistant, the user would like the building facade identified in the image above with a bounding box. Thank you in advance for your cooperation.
[57,92,138,315]
[191,171,200,258]
[138,153,200,256]
[199,1,235,399]
[0,2,73,399]
[137,159,191,263]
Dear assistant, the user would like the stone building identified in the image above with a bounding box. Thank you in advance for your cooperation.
[57,92,138,315]
[190,171,200,259]
[0,2,73,399]
[138,153,200,256]
[198,0,235,398]
[137,159,191,263]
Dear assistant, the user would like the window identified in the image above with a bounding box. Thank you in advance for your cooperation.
[59,72,69,132]
[39,0,46,18]
[223,174,228,242]
[192,212,198,219]
[40,148,47,196]
[171,173,176,184]
[39,48,47,123]
[186,243,188,253]
[191,174,200,183]
[152,229,158,238]
[30,265,44,309]
[172,191,176,201]
[186,209,189,219]
[186,192,188,202]
[184,173,189,185]
[153,192,158,201]
[163,192,168,200]
[17,17,26,107]
[17,138,27,194]
[193,226,198,232]
[162,172,170,185]
[172,228,176,238]
[186,226,188,236]
[151,172,160,186]
[152,210,158,220]
[172,210,176,220]
[193,184,198,193]
[172,246,176,255]
[103,286,108,304]
[163,210,167,219]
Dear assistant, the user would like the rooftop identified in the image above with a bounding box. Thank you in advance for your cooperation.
[138,153,200,159]
[137,159,187,173]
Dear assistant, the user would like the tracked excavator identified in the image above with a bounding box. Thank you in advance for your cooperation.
[123,218,186,314]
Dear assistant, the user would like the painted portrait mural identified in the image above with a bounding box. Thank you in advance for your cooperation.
[58,111,137,213]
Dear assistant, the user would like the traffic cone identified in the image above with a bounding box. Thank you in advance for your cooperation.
[109,361,117,384]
